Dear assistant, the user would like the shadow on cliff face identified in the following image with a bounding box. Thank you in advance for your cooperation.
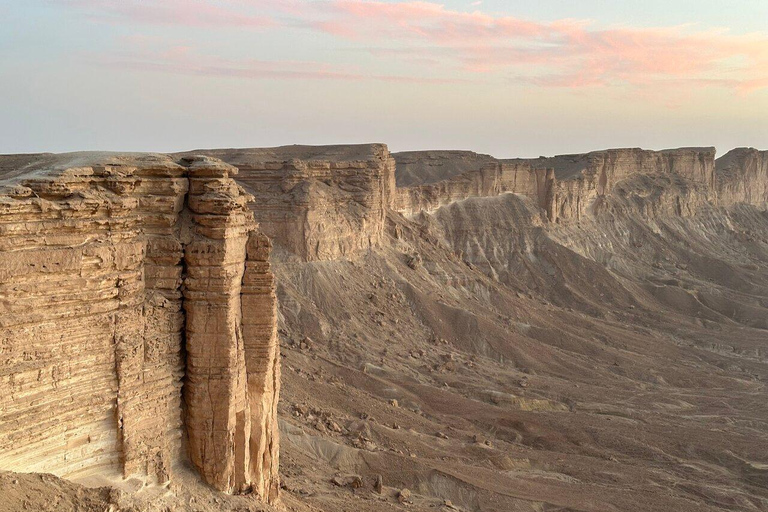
[272,189,768,512]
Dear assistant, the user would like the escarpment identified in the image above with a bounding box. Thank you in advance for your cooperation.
[394,147,722,222]
[182,144,396,261]
[716,147,768,205]
[0,153,280,501]
[1,142,766,509]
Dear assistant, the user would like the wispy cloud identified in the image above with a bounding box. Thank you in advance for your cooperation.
[94,36,465,84]
[55,0,768,92]
[291,0,768,91]
[53,0,275,28]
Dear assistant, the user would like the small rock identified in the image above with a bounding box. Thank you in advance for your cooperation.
[398,488,412,504]
[406,254,422,269]
[436,431,449,439]
[389,399,399,407]
[373,474,384,494]
[332,475,363,489]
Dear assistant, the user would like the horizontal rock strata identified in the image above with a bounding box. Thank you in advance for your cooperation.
[0,142,765,504]
[0,153,280,502]
[394,147,766,222]
[181,145,396,261]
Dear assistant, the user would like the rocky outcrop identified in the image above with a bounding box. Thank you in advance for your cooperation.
[395,147,720,222]
[394,160,554,217]
[1,141,765,507]
[393,150,497,187]
[0,153,280,502]
[184,145,396,261]
[529,147,717,222]
[716,148,768,206]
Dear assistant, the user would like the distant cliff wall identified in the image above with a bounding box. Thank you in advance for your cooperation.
[0,154,280,501]
[394,148,728,221]
[394,161,554,217]
[716,148,768,206]
[192,145,396,261]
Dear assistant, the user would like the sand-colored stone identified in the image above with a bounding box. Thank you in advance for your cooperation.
[0,153,280,503]
[394,147,720,222]
[1,142,767,512]
[179,145,396,260]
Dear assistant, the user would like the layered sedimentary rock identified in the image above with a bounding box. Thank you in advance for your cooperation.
[716,148,768,205]
[393,150,497,187]
[183,145,396,261]
[394,159,554,217]
[1,141,765,508]
[183,157,280,498]
[0,153,279,501]
[523,147,717,222]
[395,147,720,222]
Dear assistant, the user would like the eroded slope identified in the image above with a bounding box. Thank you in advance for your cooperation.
[271,147,768,512]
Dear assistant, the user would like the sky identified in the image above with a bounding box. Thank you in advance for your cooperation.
[1,0,767,158]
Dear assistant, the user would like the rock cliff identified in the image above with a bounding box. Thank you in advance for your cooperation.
[716,147,768,205]
[0,153,279,501]
[393,150,497,187]
[183,145,396,261]
[394,147,722,222]
[1,142,766,512]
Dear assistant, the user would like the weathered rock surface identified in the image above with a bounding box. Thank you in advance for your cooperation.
[716,147,768,205]
[271,144,768,512]
[2,142,767,512]
[0,153,280,502]
[181,145,396,261]
[393,150,497,187]
[394,147,722,222]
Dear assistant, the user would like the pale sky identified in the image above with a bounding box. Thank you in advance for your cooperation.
[1,0,767,157]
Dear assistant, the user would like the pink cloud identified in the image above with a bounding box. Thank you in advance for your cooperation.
[56,0,275,28]
[56,0,768,92]
[287,0,768,91]
[94,39,465,84]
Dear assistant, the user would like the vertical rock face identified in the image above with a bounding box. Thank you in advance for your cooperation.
[182,157,279,497]
[392,150,498,187]
[1,142,764,506]
[535,148,717,222]
[0,153,280,502]
[394,147,720,222]
[240,233,280,501]
[183,145,396,261]
[393,160,555,217]
[716,148,768,206]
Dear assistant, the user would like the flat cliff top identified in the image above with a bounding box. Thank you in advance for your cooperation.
[392,146,719,187]
[716,147,765,171]
[504,147,717,180]
[177,144,389,167]
[393,150,497,187]
[0,151,182,186]
[0,144,390,186]
[0,145,747,190]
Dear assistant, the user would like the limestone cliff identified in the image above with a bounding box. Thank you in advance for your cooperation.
[393,150,497,187]
[0,153,279,501]
[1,142,766,509]
[716,147,768,205]
[393,147,737,222]
[183,145,396,261]
[394,160,554,217]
